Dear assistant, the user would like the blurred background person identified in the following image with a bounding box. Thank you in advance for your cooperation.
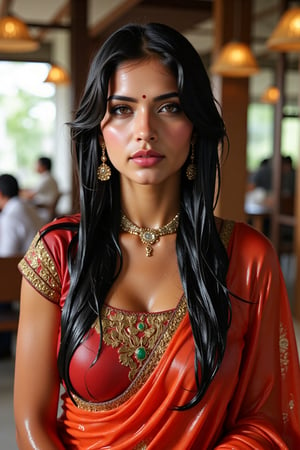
[0,173,43,358]
[0,174,43,257]
[281,155,295,196]
[250,157,272,192]
[21,156,59,223]
[245,158,273,236]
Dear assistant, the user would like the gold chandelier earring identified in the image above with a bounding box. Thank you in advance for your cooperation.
[186,141,197,180]
[97,143,111,181]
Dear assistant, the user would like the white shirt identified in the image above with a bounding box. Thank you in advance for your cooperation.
[32,171,59,223]
[33,171,59,206]
[0,197,43,257]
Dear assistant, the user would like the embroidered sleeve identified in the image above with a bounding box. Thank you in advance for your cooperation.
[18,232,61,304]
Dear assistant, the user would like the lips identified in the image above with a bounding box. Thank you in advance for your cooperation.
[131,150,162,159]
[130,149,164,168]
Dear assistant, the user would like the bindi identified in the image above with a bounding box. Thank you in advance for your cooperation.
[142,94,147,99]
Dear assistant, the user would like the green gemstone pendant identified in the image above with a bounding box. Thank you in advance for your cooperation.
[135,347,146,360]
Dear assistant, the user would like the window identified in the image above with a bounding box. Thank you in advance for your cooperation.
[0,61,56,188]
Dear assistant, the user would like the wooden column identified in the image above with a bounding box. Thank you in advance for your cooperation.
[212,0,252,222]
[270,53,286,251]
[270,0,289,253]
[70,0,89,110]
[70,0,90,212]
[294,59,300,320]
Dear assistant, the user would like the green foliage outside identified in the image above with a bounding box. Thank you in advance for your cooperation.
[0,61,55,188]
[247,103,300,175]
[247,103,274,172]
[0,90,54,168]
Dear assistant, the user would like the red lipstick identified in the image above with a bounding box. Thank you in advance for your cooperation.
[130,150,164,167]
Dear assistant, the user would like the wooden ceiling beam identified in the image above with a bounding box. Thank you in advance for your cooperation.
[90,0,212,45]
[35,1,70,40]
[89,0,142,38]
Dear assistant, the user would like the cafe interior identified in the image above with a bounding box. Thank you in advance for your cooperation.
[0,0,300,445]
[0,0,297,311]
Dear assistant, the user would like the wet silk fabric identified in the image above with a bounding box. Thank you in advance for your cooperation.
[19,217,300,449]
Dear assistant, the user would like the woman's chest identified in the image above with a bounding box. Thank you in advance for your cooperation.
[68,296,187,406]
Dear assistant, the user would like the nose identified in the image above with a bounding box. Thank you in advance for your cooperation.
[134,108,157,143]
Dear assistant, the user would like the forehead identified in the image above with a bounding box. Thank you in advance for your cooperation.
[107,58,178,95]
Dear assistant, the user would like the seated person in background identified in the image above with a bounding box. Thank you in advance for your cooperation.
[245,158,273,236]
[281,155,295,197]
[22,156,59,223]
[250,157,272,192]
[0,173,43,358]
[246,157,273,209]
[0,174,43,257]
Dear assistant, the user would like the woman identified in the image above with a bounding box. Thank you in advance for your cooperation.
[14,23,300,449]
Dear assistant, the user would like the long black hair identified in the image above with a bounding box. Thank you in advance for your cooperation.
[56,22,231,409]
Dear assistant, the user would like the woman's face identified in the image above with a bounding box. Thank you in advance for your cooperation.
[100,58,193,186]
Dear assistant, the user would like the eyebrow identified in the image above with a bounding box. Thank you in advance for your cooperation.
[107,92,179,102]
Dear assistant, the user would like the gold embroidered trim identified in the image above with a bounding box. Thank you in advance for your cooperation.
[219,219,235,250]
[18,232,61,303]
[282,393,296,424]
[279,322,289,377]
[133,442,148,450]
[72,295,188,411]
[94,306,174,381]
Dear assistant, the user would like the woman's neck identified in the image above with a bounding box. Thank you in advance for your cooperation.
[120,179,180,228]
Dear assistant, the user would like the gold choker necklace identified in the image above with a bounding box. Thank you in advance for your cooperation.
[120,212,180,257]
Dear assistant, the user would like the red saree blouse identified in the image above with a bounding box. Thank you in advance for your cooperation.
[19,215,300,449]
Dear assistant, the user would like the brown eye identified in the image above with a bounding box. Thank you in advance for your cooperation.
[159,103,182,113]
[110,105,132,115]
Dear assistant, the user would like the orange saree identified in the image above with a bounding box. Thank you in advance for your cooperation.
[19,217,300,449]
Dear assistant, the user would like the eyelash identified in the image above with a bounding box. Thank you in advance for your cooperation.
[109,105,131,115]
[109,102,182,116]
[159,103,182,113]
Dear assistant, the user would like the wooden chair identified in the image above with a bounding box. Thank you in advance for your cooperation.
[0,256,22,333]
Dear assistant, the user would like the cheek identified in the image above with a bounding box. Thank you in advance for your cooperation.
[171,123,193,152]
[101,126,124,150]
[177,129,192,144]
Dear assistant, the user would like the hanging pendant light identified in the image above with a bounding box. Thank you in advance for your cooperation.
[44,63,71,85]
[210,41,259,77]
[0,15,39,52]
[267,7,300,52]
[210,0,259,77]
[260,86,280,104]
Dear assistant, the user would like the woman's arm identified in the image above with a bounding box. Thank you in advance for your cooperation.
[14,278,64,449]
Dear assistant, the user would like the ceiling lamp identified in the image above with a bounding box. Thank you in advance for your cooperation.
[44,64,71,85]
[210,41,259,77]
[0,15,39,52]
[267,6,300,52]
[260,86,280,104]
